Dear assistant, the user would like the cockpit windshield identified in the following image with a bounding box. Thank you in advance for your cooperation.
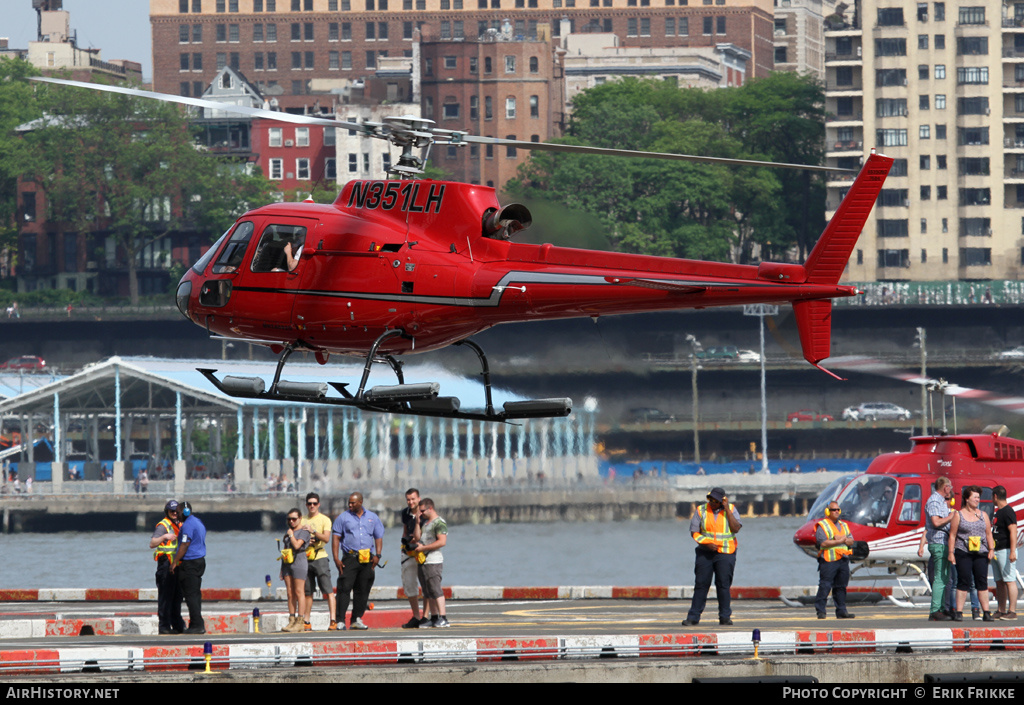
[836,475,900,527]
[807,474,857,522]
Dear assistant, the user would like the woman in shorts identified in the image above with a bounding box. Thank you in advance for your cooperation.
[280,508,310,632]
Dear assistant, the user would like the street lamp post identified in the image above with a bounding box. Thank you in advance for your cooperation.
[686,334,702,464]
[743,304,778,474]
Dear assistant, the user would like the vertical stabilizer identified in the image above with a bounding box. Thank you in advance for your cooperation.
[803,151,894,285]
[796,151,893,377]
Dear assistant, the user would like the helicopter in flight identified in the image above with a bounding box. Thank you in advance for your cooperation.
[33,77,893,423]
[791,360,1024,604]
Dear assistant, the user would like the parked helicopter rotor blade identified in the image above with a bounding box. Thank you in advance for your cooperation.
[826,355,1024,414]
[452,134,850,173]
[30,76,370,133]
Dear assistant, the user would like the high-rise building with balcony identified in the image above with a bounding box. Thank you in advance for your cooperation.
[825,0,1024,282]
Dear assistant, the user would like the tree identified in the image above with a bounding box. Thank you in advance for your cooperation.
[18,77,275,304]
[0,58,42,275]
[506,74,826,263]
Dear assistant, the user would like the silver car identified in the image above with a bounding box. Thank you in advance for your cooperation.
[847,402,912,421]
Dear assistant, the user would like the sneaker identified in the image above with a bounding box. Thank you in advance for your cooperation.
[303,621,312,632]
[983,611,995,622]
[328,620,340,630]
[1000,612,1018,620]
[421,616,438,628]
[402,618,421,629]
[928,611,951,621]
[992,611,1005,620]
[681,619,699,626]
[972,608,981,621]
[836,612,855,619]
[719,618,733,626]
[435,616,451,628]
[816,611,826,620]
[418,616,434,627]
[184,626,206,635]
[350,618,368,630]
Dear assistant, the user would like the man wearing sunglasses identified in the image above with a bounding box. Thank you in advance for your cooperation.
[814,501,856,620]
[302,492,337,630]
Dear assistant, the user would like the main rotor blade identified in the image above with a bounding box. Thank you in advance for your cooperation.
[454,134,848,173]
[30,76,371,133]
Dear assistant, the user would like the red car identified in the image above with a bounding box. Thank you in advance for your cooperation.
[0,355,46,372]
[787,409,833,423]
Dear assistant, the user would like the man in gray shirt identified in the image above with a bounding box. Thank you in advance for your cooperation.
[924,477,954,621]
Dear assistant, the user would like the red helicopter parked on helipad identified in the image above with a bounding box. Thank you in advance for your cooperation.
[34,77,893,422]
[791,364,1024,603]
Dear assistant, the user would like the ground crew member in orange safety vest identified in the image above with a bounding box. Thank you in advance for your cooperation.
[149,499,186,634]
[683,487,742,627]
[814,501,856,620]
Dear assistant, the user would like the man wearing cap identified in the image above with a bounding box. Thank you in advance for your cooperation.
[683,487,742,626]
[148,500,185,634]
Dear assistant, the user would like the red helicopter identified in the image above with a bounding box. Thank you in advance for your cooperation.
[792,366,1024,601]
[34,77,893,422]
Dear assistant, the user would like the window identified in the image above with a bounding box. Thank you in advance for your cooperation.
[295,127,309,147]
[877,68,907,86]
[443,101,460,120]
[878,249,910,267]
[530,95,539,118]
[876,99,907,118]
[937,186,947,200]
[960,217,991,236]
[469,95,479,120]
[875,38,906,56]
[957,66,988,84]
[529,57,539,73]
[920,95,929,110]
[877,128,908,146]
[876,220,909,236]
[703,16,713,34]
[934,2,944,21]
[957,127,989,145]
[295,158,310,180]
[935,94,946,110]
[959,188,991,206]
[960,248,991,266]
[505,96,516,119]
[505,134,517,158]
[877,8,905,25]
[269,127,283,147]
[920,125,930,139]
[505,55,516,73]
[485,96,493,120]
[920,155,930,170]
[252,224,307,273]
[878,189,909,207]
[934,64,945,79]
[918,34,928,50]
[957,36,988,55]
[920,186,931,200]
[918,65,929,80]
[958,157,990,175]
[348,154,358,172]
[628,18,638,36]
[957,97,989,115]
[958,6,985,24]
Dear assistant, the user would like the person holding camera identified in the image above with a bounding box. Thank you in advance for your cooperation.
[683,487,742,627]
[400,488,430,628]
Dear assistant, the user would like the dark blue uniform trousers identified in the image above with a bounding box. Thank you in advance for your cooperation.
[686,547,736,623]
[815,556,851,615]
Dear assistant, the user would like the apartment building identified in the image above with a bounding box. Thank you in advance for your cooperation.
[825,0,1024,282]
[150,0,778,114]
[773,0,837,79]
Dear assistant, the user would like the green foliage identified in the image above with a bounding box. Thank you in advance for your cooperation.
[0,58,42,256]
[506,74,826,262]
[16,75,276,303]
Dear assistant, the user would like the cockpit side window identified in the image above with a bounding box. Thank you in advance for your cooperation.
[212,221,255,274]
[191,227,232,275]
[251,224,307,273]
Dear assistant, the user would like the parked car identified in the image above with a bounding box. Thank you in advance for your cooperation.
[0,355,46,372]
[695,345,738,360]
[735,349,762,363]
[844,402,912,422]
[627,407,676,423]
[994,346,1024,360]
[787,410,833,423]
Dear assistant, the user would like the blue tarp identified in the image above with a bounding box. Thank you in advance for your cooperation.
[601,458,873,479]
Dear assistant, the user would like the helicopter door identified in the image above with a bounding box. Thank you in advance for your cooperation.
[237,218,315,333]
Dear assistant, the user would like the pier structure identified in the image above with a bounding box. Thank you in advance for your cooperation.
[0,357,599,502]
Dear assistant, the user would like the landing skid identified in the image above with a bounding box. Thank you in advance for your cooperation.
[850,559,931,608]
[198,331,572,422]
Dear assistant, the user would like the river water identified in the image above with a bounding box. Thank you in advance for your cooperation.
[0,516,819,589]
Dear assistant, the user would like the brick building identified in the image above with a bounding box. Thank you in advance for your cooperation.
[150,0,777,114]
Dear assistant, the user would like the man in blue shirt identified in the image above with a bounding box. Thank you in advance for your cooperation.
[172,501,208,634]
[331,492,384,630]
